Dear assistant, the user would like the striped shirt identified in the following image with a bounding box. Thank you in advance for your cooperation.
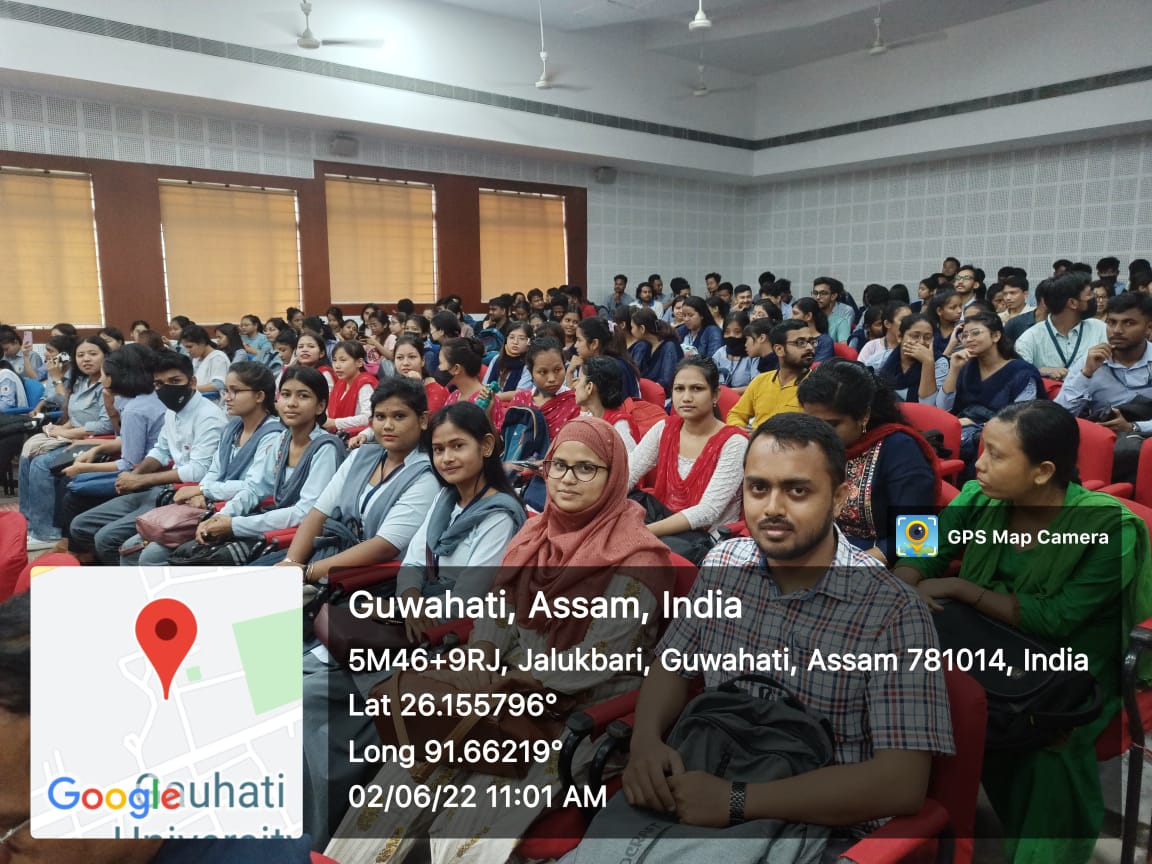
[658,531,954,770]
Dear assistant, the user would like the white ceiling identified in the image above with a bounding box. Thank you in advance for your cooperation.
[435,0,1053,76]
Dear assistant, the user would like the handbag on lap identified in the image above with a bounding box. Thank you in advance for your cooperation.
[932,600,1104,749]
[135,503,209,547]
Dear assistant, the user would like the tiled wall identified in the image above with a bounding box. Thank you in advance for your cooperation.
[0,86,746,304]
[4,86,1149,305]
[745,133,1152,292]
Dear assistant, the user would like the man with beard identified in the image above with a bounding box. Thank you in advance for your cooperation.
[724,320,815,428]
[1014,272,1104,380]
[1057,292,1152,483]
[613,412,953,843]
[951,265,980,311]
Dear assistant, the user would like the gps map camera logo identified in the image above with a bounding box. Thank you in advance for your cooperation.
[896,516,938,558]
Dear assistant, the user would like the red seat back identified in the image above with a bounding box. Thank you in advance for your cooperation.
[831,342,858,360]
[14,552,81,597]
[900,402,962,463]
[930,669,987,864]
[717,385,741,422]
[638,378,666,408]
[1042,378,1063,399]
[1132,437,1152,507]
[0,512,29,601]
[1075,418,1116,487]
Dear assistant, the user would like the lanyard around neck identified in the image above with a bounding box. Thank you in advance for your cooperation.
[1043,318,1083,369]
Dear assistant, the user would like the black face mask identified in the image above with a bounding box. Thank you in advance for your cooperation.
[724,336,747,357]
[156,383,194,413]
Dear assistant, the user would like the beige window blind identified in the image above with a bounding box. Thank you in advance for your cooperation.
[326,177,437,304]
[479,189,567,296]
[0,168,104,327]
[159,181,301,322]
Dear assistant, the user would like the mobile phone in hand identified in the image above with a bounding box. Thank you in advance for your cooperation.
[22,330,33,349]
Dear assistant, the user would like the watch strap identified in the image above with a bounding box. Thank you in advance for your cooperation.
[729,780,747,825]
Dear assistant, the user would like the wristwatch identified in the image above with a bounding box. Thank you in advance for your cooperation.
[729,781,747,825]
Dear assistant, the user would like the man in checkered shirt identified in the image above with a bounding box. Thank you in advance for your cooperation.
[621,412,954,834]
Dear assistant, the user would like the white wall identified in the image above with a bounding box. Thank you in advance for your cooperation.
[0,0,756,178]
[744,132,1152,293]
[749,0,1152,177]
[0,85,747,301]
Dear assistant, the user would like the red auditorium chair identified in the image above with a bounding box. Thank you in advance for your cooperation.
[832,342,859,360]
[1097,496,1152,864]
[580,669,986,864]
[717,385,741,422]
[392,554,698,861]
[1042,378,1063,399]
[1076,418,1117,490]
[0,512,29,601]
[638,378,666,408]
[1097,436,1152,505]
[899,402,966,484]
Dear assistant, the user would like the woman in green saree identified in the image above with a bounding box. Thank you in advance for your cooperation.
[894,399,1152,864]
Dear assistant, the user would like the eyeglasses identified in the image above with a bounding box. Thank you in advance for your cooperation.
[959,328,987,341]
[222,388,255,399]
[953,275,975,283]
[902,333,933,344]
[543,459,609,482]
[811,290,832,298]
[785,337,820,348]
[0,816,31,854]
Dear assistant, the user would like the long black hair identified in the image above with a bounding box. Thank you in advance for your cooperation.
[428,402,519,499]
[797,358,902,431]
[791,297,829,335]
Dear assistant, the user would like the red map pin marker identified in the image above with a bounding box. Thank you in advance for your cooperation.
[135,599,197,700]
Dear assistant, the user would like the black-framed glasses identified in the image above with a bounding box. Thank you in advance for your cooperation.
[222,388,255,399]
[786,337,820,348]
[811,290,832,298]
[543,459,609,482]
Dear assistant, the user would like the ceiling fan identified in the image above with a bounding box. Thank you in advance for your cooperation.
[866,4,946,56]
[531,0,584,90]
[688,0,712,31]
[286,1,380,50]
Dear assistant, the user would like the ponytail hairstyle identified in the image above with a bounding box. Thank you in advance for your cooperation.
[581,355,626,410]
[241,314,264,333]
[264,317,289,340]
[994,400,1080,487]
[428,402,520,500]
[577,316,638,374]
[791,297,829,335]
[440,336,486,378]
[631,307,677,343]
[797,358,901,431]
[228,360,277,415]
[215,323,244,357]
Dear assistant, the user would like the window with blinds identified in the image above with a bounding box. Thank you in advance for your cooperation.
[326,176,438,305]
[479,189,567,296]
[0,168,104,327]
[158,181,302,323]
